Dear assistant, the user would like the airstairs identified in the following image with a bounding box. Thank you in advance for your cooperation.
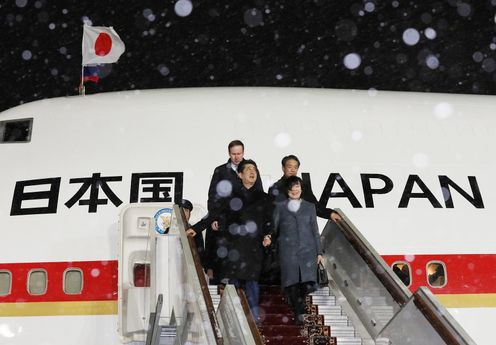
[209,285,362,345]
[117,203,477,345]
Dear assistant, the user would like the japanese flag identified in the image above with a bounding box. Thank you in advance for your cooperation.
[82,25,125,65]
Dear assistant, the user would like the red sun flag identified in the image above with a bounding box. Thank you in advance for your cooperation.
[95,33,112,56]
[82,25,125,65]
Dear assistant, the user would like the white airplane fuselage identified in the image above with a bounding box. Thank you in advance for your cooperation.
[0,88,494,344]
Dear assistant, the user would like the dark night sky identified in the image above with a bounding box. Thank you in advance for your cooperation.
[2,0,496,112]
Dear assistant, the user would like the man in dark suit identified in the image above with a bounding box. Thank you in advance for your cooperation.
[204,140,263,283]
[187,160,270,322]
[268,155,341,222]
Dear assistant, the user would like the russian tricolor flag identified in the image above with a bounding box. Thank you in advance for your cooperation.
[83,65,101,83]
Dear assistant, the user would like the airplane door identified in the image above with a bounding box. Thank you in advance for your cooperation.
[117,203,184,342]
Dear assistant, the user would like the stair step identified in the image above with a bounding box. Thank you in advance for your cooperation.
[207,285,219,293]
[328,325,356,337]
[264,335,307,345]
[261,325,304,336]
[309,295,336,305]
[310,288,332,295]
[313,304,342,316]
[317,305,343,315]
[335,337,363,345]
[158,326,177,345]
[261,313,296,325]
[159,326,177,336]
[323,315,349,326]
[260,305,293,314]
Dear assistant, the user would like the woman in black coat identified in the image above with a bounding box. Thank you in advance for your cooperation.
[268,175,323,324]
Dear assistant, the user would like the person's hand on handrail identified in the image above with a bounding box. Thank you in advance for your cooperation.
[330,211,341,223]
[262,234,271,247]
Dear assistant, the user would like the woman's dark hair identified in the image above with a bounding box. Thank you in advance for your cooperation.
[285,175,303,196]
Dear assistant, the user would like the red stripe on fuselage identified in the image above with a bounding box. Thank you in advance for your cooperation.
[382,254,496,294]
[1,254,495,303]
[0,260,117,303]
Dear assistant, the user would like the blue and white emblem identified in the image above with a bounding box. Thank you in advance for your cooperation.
[154,208,173,234]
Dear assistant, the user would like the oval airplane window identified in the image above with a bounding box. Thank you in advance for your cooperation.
[64,268,83,294]
[426,261,447,288]
[391,262,411,286]
[28,269,47,295]
[0,270,12,296]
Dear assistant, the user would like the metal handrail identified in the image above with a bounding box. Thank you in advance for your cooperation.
[145,294,163,345]
[331,209,411,305]
[174,204,223,344]
[328,209,476,345]
[179,207,223,344]
[237,289,265,345]
[413,287,477,345]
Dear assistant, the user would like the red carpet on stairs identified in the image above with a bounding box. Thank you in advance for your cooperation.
[257,286,337,345]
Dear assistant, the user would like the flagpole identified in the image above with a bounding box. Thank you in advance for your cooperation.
[79,24,85,96]
[79,64,85,96]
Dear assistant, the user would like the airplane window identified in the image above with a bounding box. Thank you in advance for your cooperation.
[392,262,411,286]
[0,271,12,296]
[64,269,83,294]
[28,269,47,295]
[0,118,33,143]
[427,261,447,288]
[133,263,150,287]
